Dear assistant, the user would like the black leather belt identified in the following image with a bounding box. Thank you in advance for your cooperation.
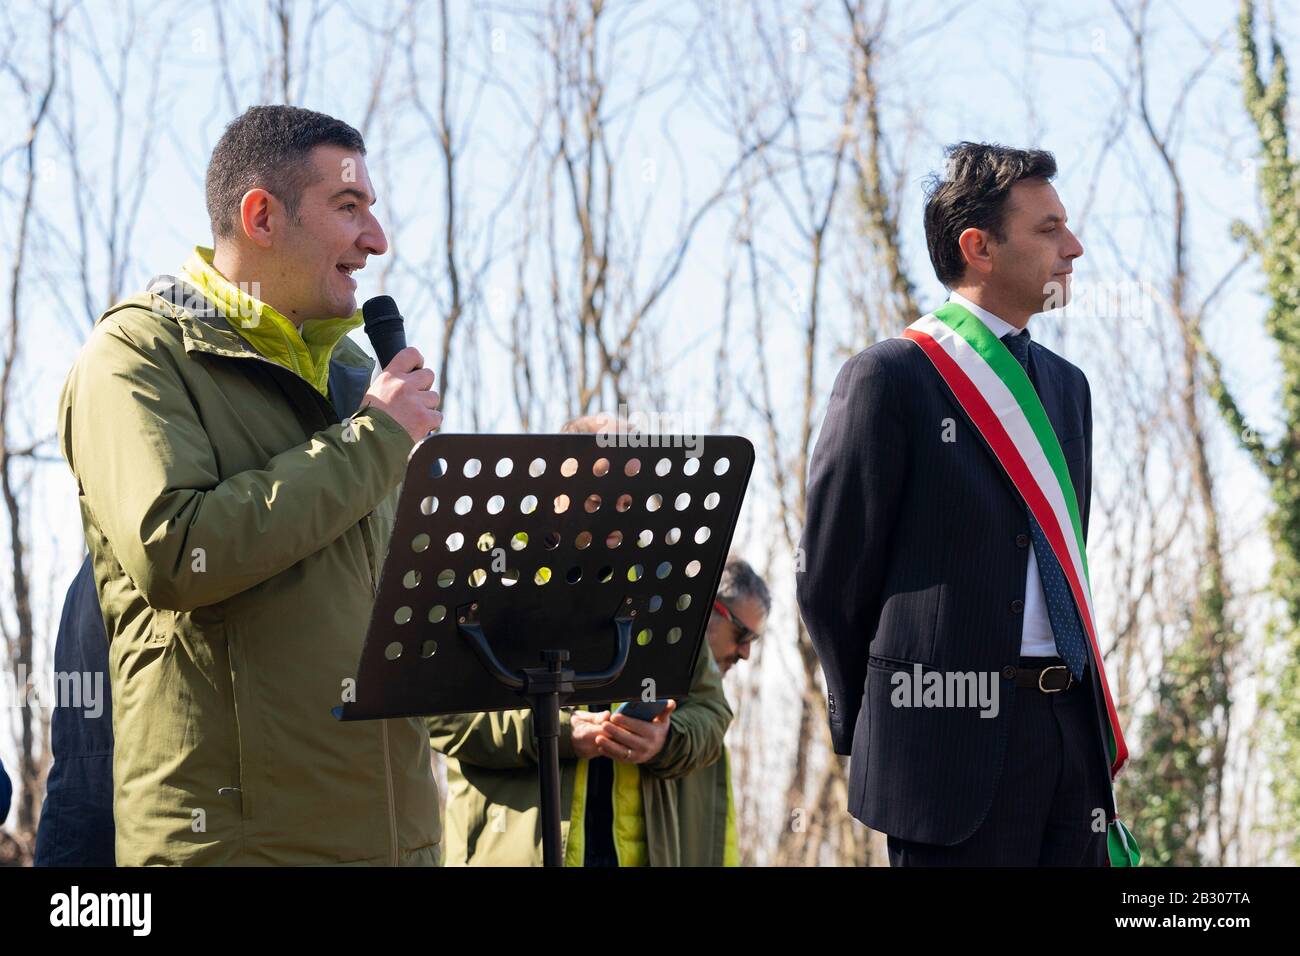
[1005,658,1075,693]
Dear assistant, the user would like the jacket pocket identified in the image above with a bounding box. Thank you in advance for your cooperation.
[225,622,257,821]
[148,609,175,646]
[868,652,940,673]
[873,581,943,667]
[368,509,397,589]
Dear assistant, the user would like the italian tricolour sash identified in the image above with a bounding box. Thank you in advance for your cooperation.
[903,301,1141,867]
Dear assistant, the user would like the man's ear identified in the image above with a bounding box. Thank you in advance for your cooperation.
[238,188,277,248]
[957,226,994,277]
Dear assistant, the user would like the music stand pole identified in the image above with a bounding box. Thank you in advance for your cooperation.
[529,650,568,867]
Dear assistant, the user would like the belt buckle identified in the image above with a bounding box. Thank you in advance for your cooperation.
[1038,665,1071,693]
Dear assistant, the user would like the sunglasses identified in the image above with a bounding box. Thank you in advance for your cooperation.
[713,598,759,646]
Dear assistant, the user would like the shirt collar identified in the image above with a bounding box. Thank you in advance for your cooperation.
[948,291,1023,340]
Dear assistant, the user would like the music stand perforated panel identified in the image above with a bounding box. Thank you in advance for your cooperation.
[338,433,755,720]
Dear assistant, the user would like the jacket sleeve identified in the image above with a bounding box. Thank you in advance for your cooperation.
[642,636,733,780]
[795,348,907,756]
[427,709,576,766]
[59,316,414,612]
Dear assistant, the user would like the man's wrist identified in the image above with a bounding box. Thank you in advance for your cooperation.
[354,402,415,451]
[645,722,674,768]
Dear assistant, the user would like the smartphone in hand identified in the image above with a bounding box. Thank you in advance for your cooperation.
[614,699,670,722]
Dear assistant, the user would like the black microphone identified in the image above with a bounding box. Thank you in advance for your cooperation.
[363,294,439,453]
[362,295,407,370]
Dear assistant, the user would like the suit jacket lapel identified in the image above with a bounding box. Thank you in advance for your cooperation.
[1031,342,1089,513]
[1030,343,1068,445]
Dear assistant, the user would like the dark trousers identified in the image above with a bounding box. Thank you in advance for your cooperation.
[887,656,1111,867]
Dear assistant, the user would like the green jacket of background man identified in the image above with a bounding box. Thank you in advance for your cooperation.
[430,636,739,866]
[57,253,441,865]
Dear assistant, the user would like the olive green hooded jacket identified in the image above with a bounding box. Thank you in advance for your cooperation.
[429,636,737,866]
[57,276,441,865]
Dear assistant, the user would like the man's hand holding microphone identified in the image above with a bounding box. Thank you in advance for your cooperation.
[362,346,442,442]
[360,295,442,443]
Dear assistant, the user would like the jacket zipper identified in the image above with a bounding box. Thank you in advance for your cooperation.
[381,719,399,865]
[361,512,380,592]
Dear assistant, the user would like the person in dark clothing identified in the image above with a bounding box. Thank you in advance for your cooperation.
[1,754,11,826]
[797,142,1131,866]
[34,554,115,866]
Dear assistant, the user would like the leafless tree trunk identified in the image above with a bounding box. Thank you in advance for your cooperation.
[1104,0,1243,865]
[0,0,65,865]
[510,0,762,419]
[843,0,919,331]
[699,0,927,867]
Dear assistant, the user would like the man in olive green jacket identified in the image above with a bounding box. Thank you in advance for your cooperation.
[431,635,731,866]
[57,106,443,865]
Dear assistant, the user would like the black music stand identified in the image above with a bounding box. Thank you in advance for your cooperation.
[336,433,754,866]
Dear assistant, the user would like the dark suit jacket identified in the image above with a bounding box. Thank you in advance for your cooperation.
[34,554,115,866]
[795,331,1104,846]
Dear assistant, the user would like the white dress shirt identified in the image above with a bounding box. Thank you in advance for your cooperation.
[947,292,1058,658]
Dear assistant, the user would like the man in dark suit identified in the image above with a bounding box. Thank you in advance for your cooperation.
[797,141,1116,865]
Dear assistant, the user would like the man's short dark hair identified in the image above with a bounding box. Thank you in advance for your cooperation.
[206,105,366,241]
[922,142,1057,287]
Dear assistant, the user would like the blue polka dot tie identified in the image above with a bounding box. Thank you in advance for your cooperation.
[1002,330,1088,681]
